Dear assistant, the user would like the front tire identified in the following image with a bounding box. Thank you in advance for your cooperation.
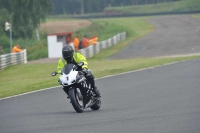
[69,88,84,113]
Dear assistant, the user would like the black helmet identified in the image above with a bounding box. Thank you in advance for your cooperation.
[62,45,74,61]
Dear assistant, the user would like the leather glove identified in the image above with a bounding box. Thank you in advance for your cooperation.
[82,68,88,74]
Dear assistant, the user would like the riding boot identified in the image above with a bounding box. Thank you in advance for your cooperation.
[93,86,101,97]
[84,71,100,97]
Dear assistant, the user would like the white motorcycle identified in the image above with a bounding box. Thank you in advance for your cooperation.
[51,62,101,113]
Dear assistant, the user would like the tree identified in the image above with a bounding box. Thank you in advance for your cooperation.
[48,0,184,15]
[0,0,53,39]
[0,9,10,35]
[80,0,84,14]
[0,8,10,53]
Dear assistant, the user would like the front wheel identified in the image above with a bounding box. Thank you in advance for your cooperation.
[69,88,84,113]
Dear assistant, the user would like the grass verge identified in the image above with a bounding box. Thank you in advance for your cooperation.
[193,14,200,18]
[0,56,199,99]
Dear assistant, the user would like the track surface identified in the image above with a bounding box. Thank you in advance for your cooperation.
[0,58,200,133]
[109,15,200,59]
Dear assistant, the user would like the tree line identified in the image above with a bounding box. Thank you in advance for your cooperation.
[0,0,181,40]
[51,0,181,15]
[0,0,181,41]
[0,0,53,40]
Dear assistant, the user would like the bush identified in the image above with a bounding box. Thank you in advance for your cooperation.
[26,41,48,61]
[0,36,10,54]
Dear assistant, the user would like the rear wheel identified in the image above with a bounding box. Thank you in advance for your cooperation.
[69,88,84,113]
[90,98,101,110]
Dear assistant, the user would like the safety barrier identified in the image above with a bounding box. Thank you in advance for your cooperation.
[78,32,126,58]
[0,49,27,71]
[0,32,125,70]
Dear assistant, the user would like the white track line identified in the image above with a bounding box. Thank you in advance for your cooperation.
[0,60,186,101]
[0,86,60,100]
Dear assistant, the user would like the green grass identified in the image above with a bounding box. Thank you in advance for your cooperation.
[75,21,128,41]
[0,64,56,98]
[104,0,200,14]
[90,17,154,59]
[193,14,200,18]
[0,56,199,98]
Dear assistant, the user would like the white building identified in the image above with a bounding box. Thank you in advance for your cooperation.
[47,32,74,58]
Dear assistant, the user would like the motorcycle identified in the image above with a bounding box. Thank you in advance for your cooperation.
[51,62,101,113]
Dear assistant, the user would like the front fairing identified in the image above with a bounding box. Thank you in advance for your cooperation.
[60,64,78,86]
[60,70,78,86]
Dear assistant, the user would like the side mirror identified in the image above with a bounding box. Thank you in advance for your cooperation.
[51,71,57,76]
[78,62,84,67]
[73,65,78,70]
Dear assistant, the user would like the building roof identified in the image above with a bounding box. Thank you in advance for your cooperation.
[48,32,74,36]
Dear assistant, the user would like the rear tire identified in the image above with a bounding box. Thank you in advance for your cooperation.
[90,98,101,110]
[69,88,84,113]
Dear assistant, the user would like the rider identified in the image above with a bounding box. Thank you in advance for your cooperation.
[57,45,100,97]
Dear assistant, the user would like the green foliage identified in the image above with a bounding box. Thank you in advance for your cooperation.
[50,0,185,15]
[104,0,200,14]
[0,9,11,53]
[11,0,53,39]
[12,34,48,61]
[27,42,48,61]
[0,9,10,35]
[0,36,10,54]
[0,0,53,39]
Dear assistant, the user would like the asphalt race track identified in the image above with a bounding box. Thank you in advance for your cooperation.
[0,58,200,133]
[1,14,200,133]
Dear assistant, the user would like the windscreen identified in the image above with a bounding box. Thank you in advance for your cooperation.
[62,64,74,74]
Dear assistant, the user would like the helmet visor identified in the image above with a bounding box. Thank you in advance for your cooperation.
[63,51,73,60]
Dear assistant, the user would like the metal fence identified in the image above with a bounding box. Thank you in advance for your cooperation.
[0,49,27,71]
[78,32,126,58]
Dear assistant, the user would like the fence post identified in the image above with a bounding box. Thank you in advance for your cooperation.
[23,49,27,64]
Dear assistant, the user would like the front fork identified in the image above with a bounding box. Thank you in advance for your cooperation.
[76,88,83,100]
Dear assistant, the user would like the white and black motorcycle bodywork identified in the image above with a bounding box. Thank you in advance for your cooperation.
[51,62,101,113]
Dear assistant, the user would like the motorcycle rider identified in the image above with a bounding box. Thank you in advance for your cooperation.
[57,45,100,97]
